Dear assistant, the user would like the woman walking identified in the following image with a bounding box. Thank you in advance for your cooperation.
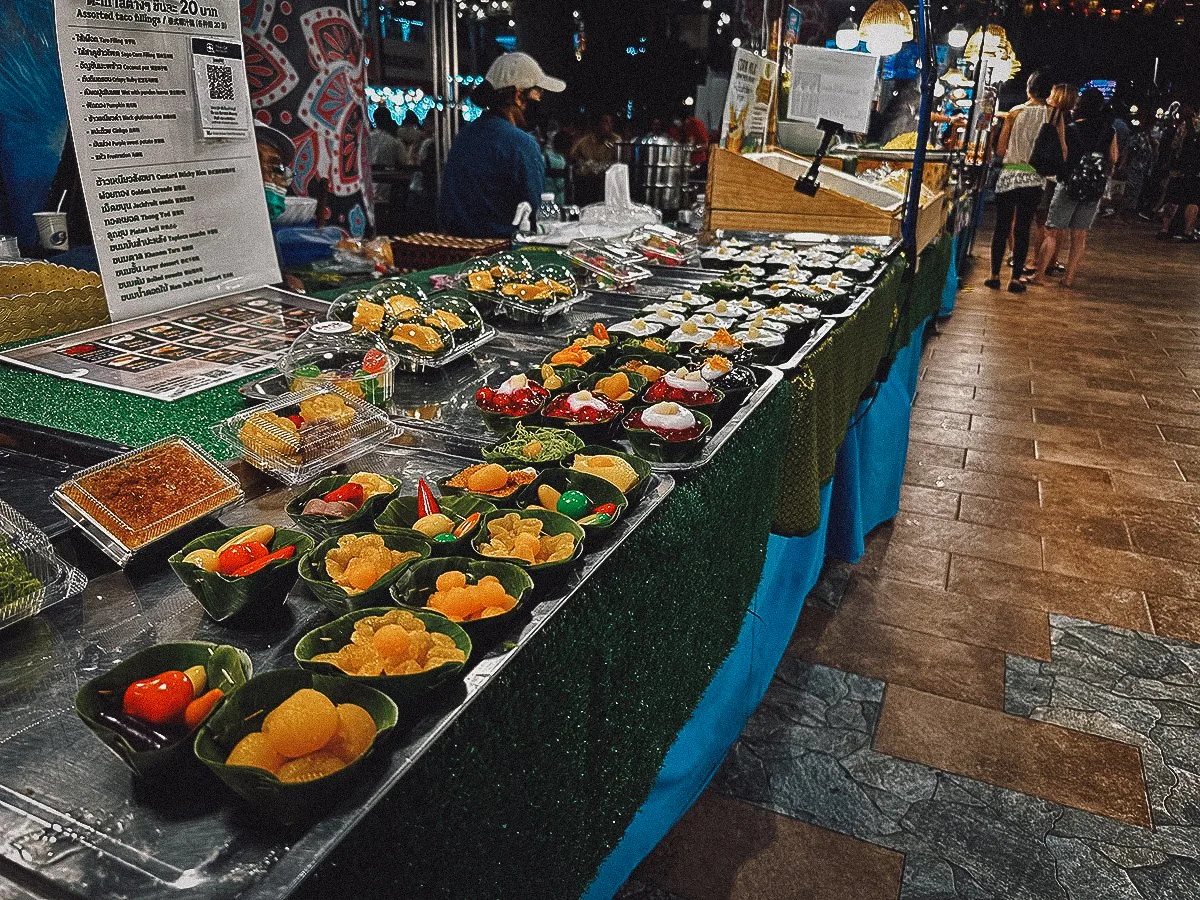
[987,72,1058,293]
[1031,88,1119,288]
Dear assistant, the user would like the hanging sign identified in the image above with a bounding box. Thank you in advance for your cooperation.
[787,45,879,135]
[720,48,778,154]
[53,0,279,321]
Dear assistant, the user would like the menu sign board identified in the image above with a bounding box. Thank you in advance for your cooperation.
[720,49,778,155]
[787,45,879,135]
[54,0,279,321]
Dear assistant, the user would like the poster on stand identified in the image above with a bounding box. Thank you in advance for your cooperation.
[787,46,879,135]
[0,288,323,401]
[53,0,279,321]
[720,49,778,154]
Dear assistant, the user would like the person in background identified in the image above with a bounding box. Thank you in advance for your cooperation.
[438,52,565,238]
[1031,88,1119,288]
[255,123,296,224]
[669,106,711,168]
[1035,83,1079,276]
[369,107,404,234]
[1100,100,1132,217]
[571,113,619,205]
[544,131,572,206]
[1156,102,1200,242]
[986,71,1058,293]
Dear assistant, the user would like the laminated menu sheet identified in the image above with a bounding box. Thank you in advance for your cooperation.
[53,0,280,320]
[0,288,324,401]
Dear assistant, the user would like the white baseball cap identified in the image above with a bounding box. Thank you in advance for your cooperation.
[485,52,566,93]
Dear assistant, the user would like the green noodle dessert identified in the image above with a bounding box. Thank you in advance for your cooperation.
[483,423,584,465]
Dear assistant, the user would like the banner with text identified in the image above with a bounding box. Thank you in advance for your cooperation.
[787,45,878,135]
[720,49,777,155]
[54,0,279,321]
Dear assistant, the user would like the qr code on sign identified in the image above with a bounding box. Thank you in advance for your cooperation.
[206,63,234,101]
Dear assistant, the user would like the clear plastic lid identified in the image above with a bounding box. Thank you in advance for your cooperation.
[278,321,398,405]
[565,239,653,286]
[0,499,87,631]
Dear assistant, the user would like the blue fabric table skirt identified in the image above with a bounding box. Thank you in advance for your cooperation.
[585,318,931,899]
[940,233,960,317]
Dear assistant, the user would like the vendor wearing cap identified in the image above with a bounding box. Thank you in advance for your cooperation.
[438,52,565,238]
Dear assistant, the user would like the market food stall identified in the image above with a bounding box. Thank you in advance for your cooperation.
[0,217,955,897]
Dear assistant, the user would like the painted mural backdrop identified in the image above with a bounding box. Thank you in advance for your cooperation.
[241,0,373,235]
[0,0,68,248]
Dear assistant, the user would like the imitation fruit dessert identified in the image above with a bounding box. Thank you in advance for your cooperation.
[478,513,577,565]
[623,402,707,442]
[97,664,225,753]
[224,688,377,782]
[530,484,619,527]
[324,534,422,594]
[181,525,297,578]
[300,473,395,519]
[310,608,466,676]
[424,570,519,621]
[407,479,484,541]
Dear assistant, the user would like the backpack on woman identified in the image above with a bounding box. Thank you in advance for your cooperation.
[1064,124,1113,202]
[1029,109,1066,178]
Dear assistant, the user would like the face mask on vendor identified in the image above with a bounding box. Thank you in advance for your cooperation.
[256,140,293,222]
[264,182,287,221]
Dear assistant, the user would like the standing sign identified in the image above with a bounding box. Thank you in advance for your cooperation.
[720,49,778,154]
[53,0,279,321]
[788,46,879,135]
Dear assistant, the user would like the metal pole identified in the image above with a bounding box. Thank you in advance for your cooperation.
[449,0,461,138]
[901,0,936,259]
[430,0,445,191]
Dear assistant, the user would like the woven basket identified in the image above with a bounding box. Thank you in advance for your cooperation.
[388,233,510,274]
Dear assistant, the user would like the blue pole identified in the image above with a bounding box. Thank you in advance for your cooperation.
[902,0,936,260]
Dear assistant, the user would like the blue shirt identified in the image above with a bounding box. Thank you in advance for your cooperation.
[438,114,545,237]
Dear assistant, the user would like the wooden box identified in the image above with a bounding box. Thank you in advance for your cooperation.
[705,147,946,250]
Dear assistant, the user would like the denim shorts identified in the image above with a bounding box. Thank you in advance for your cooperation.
[1046,182,1100,230]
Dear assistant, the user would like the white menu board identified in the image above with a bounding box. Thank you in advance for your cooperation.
[54,0,280,321]
[787,46,879,135]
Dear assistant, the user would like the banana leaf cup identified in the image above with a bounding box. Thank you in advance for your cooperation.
[579,370,650,404]
[193,668,397,823]
[373,493,497,553]
[298,532,431,616]
[285,474,404,540]
[76,642,252,779]
[516,468,629,538]
[390,557,532,648]
[560,445,653,503]
[471,508,585,589]
[294,606,471,702]
[622,408,713,463]
[525,363,587,395]
[169,527,313,622]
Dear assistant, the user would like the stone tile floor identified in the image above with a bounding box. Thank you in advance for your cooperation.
[618,219,1200,898]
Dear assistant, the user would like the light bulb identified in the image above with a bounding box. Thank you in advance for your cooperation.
[947,23,969,47]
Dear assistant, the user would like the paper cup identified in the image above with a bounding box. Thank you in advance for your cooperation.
[33,213,69,251]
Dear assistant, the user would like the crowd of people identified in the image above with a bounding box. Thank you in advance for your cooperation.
[369,52,710,239]
[989,72,1199,292]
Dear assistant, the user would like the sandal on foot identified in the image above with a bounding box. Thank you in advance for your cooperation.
[984,277,1001,289]
[1007,281,1027,293]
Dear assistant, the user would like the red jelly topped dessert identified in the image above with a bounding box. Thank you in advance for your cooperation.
[623,402,707,442]
[542,389,624,425]
[475,374,549,416]
[643,368,721,407]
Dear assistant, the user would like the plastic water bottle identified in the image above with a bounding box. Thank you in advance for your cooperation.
[537,192,562,232]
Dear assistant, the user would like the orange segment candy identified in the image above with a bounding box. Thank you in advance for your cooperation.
[436,570,468,591]
[226,731,286,774]
[426,571,519,621]
[278,750,347,784]
[262,688,340,759]
[323,703,376,764]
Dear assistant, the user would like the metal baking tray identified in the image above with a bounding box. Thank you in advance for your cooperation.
[776,318,835,370]
[51,435,244,566]
[0,444,672,900]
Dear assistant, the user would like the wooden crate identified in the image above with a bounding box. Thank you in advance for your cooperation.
[704,147,946,250]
